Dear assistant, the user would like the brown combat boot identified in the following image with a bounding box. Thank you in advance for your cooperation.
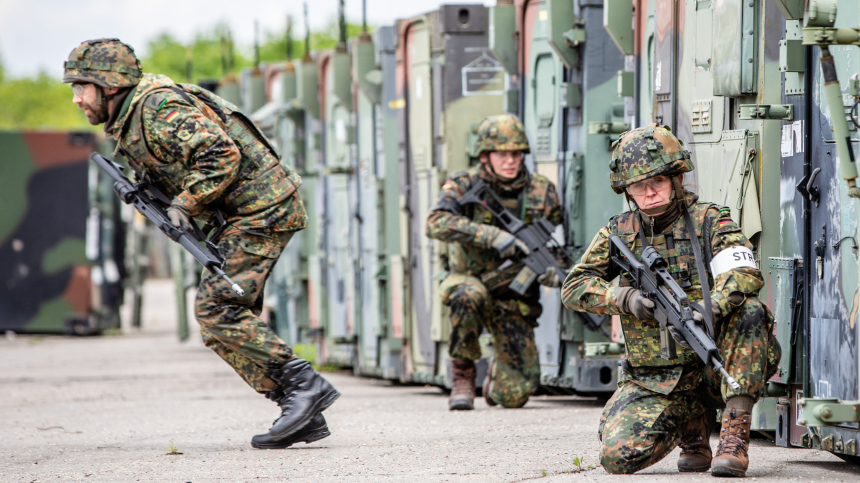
[449,359,475,410]
[711,409,752,477]
[677,410,713,472]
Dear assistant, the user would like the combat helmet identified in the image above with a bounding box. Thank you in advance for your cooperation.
[608,125,693,194]
[473,114,530,157]
[63,38,142,88]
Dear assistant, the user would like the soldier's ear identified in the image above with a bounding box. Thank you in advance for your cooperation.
[479,153,488,164]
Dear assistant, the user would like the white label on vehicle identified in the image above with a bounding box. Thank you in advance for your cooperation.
[710,246,757,277]
[781,125,793,157]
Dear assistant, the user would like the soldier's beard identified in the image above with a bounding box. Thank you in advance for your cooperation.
[79,88,110,125]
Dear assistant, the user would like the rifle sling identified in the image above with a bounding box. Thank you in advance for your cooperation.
[683,207,715,338]
[636,208,715,338]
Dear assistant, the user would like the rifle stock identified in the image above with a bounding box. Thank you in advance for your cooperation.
[90,152,245,296]
[607,233,740,390]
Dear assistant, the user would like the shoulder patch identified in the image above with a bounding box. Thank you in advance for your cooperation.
[143,91,170,111]
[164,110,180,123]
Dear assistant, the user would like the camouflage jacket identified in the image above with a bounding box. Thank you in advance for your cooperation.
[107,73,307,237]
[561,192,764,393]
[426,164,562,298]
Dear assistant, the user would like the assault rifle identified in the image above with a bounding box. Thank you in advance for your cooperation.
[607,234,740,390]
[90,152,245,296]
[457,178,609,336]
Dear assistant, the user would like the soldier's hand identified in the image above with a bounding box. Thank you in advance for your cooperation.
[481,224,530,258]
[670,310,705,350]
[616,287,655,320]
[710,299,722,320]
[537,267,561,288]
[167,203,193,231]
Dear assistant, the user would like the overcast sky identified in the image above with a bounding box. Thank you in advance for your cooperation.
[0,0,494,78]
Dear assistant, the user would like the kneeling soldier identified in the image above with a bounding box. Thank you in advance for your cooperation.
[426,114,563,410]
[562,126,781,477]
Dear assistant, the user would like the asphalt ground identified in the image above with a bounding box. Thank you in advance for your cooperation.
[1,280,858,482]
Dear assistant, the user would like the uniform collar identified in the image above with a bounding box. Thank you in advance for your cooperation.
[107,73,177,138]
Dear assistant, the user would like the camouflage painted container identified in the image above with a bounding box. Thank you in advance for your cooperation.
[1,131,123,334]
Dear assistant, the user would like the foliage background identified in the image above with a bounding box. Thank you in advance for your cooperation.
[0,21,365,130]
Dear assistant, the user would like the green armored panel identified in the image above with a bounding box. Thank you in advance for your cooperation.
[216,75,241,107]
[243,68,267,114]
[712,0,758,96]
[281,64,298,103]
[546,0,580,69]
[489,4,517,74]
[604,0,634,55]
[296,60,320,119]
[353,35,381,105]
[320,49,357,367]
[330,50,353,112]
[0,132,100,334]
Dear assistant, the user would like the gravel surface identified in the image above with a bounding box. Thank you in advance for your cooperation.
[1,281,857,482]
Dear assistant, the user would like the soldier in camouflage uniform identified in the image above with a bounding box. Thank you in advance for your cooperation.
[426,114,563,410]
[562,126,781,477]
[63,38,339,449]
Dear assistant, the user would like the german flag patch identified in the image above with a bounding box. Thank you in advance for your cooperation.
[719,219,733,226]
[165,110,179,123]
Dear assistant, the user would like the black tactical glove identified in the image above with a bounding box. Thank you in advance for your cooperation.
[167,202,193,231]
[615,286,655,320]
[480,224,530,259]
[537,267,561,288]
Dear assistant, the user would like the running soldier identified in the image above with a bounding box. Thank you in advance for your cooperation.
[63,38,339,449]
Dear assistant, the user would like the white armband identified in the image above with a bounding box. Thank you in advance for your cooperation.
[709,246,757,277]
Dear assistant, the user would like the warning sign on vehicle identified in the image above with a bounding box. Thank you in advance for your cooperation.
[462,50,505,97]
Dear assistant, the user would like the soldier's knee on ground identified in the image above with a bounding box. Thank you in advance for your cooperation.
[599,438,643,475]
[495,391,530,409]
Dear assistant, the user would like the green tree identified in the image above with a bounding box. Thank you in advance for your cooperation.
[0,19,370,129]
[0,71,96,130]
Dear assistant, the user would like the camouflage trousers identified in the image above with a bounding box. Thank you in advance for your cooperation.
[440,273,541,408]
[195,228,296,393]
[598,297,781,474]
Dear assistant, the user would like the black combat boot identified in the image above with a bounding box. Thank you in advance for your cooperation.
[251,359,340,447]
[251,412,331,449]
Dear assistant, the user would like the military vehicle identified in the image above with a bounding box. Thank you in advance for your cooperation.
[1,131,124,335]
[220,1,623,397]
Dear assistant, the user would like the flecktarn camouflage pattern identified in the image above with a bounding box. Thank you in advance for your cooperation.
[426,163,561,407]
[562,191,781,473]
[473,114,531,157]
[107,70,308,393]
[608,125,694,194]
[63,38,142,88]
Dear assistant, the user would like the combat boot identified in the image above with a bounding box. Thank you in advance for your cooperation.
[449,359,476,410]
[252,359,340,446]
[251,412,331,449]
[711,409,752,477]
[677,410,713,472]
